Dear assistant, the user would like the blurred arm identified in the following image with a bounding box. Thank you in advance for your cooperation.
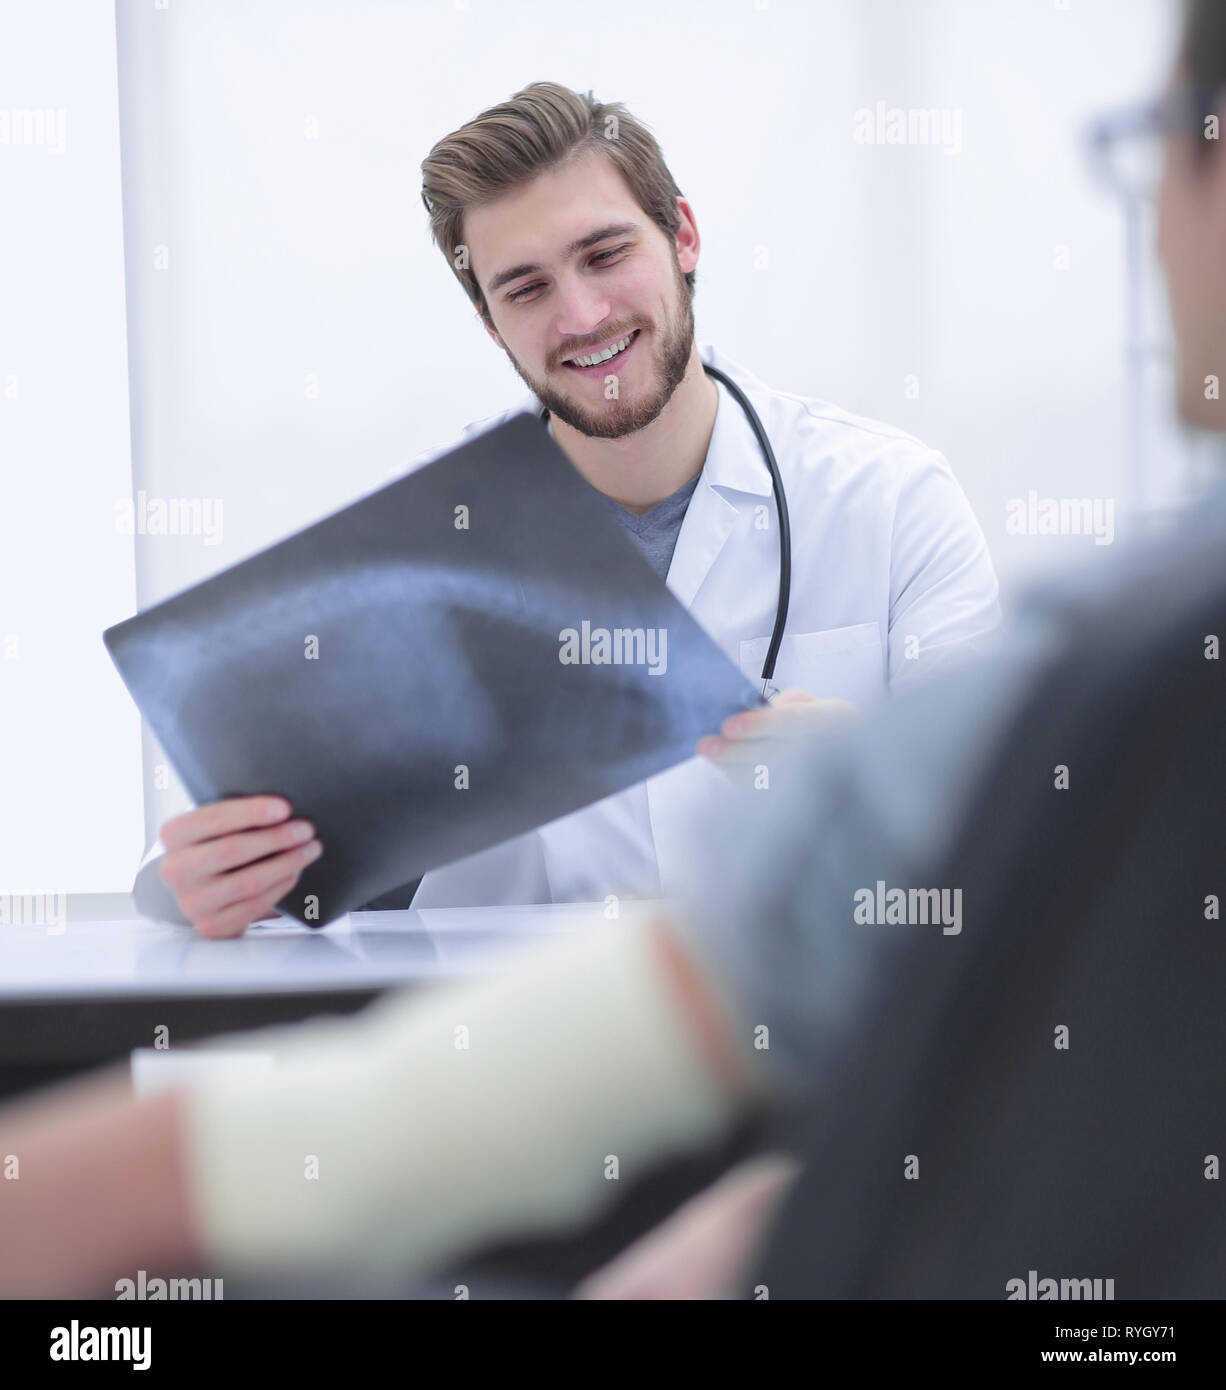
[0,913,762,1294]
[0,1069,198,1297]
[676,620,1057,1097]
[9,601,1067,1295]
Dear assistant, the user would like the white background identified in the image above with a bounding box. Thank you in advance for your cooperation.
[0,1,143,892]
[1,0,1204,892]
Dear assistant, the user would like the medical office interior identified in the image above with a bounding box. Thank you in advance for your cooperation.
[2,0,1223,1328]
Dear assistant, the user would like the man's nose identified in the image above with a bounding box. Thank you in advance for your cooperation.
[554,275,613,344]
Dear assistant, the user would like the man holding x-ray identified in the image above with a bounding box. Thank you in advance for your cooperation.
[9,1,1226,1302]
[131,81,999,934]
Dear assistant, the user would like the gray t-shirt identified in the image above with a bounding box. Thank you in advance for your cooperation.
[593,472,701,583]
[544,413,701,581]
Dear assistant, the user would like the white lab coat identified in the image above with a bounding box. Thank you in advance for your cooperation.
[409,342,1001,907]
[131,343,1000,921]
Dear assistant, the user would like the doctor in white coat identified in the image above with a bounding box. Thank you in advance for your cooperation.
[132,81,999,934]
[405,337,1000,909]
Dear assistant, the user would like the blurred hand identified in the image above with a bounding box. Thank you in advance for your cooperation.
[697,687,858,769]
[158,796,321,938]
[574,1152,801,1300]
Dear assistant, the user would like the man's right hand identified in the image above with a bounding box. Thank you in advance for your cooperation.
[158,797,322,938]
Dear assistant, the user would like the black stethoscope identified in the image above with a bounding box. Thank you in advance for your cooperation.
[540,362,792,700]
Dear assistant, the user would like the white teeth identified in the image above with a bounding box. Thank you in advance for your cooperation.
[568,331,635,368]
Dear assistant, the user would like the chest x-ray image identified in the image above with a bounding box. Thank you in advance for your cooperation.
[104,414,760,923]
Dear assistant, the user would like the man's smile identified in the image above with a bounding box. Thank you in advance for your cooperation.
[561,327,642,375]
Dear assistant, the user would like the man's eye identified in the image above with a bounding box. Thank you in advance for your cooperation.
[506,248,627,303]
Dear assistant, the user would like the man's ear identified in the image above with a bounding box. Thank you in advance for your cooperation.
[674,195,701,277]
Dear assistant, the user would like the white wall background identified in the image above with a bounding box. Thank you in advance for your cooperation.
[18,0,1196,886]
[0,0,143,893]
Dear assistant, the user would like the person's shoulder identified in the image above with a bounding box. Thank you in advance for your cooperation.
[705,345,948,490]
[1017,478,1226,636]
[785,391,953,486]
[786,390,930,451]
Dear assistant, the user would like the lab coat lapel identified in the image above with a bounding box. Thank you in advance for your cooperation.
[666,476,739,610]
[646,474,745,904]
[647,347,777,901]
[666,344,773,609]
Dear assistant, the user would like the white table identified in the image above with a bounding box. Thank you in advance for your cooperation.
[0,901,659,1074]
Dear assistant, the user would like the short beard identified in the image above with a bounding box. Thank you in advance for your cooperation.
[501,259,695,440]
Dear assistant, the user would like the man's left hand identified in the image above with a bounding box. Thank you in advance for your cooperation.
[697,688,858,767]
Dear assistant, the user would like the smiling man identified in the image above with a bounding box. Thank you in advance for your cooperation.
[404,81,1000,911]
[131,80,999,934]
[10,23,1226,1302]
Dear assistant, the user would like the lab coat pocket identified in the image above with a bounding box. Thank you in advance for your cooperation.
[739,623,884,703]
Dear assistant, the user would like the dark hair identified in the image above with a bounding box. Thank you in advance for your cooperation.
[1182,0,1226,157]
[1183,0,1226,90]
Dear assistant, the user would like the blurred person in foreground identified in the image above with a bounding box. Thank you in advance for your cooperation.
[3,0,1226,1299]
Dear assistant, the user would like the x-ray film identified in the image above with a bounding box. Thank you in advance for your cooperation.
[104,413,762,925]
